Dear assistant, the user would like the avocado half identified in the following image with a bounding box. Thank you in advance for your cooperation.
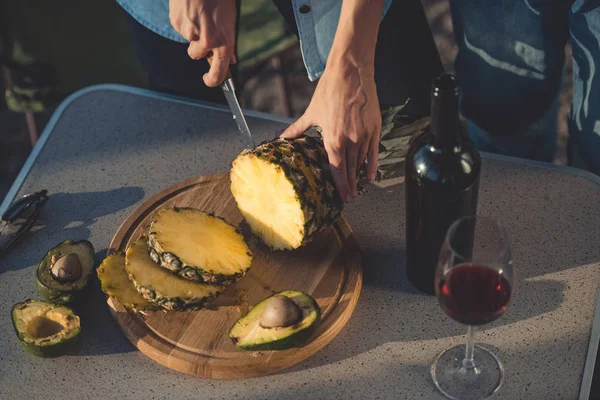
[36,240,95,304]
[229,291,321,351]
[11,299,81,357]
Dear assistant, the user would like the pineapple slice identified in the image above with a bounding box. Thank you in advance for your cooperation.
[230,136,343,250]
[97,253,158,313]
[148,208,253,284]
[126,237,224,311]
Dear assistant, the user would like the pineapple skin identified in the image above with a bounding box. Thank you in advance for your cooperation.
[132,284,217,311]
[97,253,159,313]
[125,237,224,312]
[232,135,344,250]
[148,208,252,285]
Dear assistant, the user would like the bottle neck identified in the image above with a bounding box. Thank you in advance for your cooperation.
[431,87,460,149]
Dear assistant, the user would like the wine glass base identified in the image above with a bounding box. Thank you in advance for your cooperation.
[431,344,504,400]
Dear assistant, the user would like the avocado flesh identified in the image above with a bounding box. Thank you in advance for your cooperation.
[11,299,80,357]
[36,240,95,304]
[229,291,321,351]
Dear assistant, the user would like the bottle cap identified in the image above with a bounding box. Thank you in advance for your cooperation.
[432,73,460,97]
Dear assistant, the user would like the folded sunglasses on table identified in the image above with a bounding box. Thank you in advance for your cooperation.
[0,190,48,258]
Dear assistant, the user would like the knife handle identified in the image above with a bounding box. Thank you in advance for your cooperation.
[206,52,233,81]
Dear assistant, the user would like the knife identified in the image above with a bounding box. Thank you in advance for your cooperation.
[207,54,255,148]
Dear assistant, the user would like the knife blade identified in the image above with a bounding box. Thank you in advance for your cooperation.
[206,54,255,148]
[220,78,255,148]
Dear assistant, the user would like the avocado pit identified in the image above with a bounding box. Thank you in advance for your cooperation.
[36,240,95,304]
[50,253,82,283]
[259,295,302,328]
[229,291,321,351]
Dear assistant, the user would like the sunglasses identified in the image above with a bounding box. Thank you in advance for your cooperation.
[0,190,49,257]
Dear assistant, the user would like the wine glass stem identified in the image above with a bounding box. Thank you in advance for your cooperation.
[462,325,477,371]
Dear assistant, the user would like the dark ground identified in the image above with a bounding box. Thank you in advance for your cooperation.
[0,0,573,201]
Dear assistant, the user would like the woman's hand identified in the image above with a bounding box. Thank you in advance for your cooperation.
[280,61,381,203]
[169,0,236,87]
[280,0,385,203]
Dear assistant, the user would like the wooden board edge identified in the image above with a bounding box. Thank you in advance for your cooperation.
[108,173,229,252]
[104,174,364,379]
[106,249,362,379]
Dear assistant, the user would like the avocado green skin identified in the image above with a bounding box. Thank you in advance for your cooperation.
[229,291,321,351]
[35,279,76,305]
[16,331,80,358]
[11,301,81,358]
[233,322,319,351]
[35,239,95,304]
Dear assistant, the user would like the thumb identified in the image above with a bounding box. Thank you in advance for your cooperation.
[279,115,313,139]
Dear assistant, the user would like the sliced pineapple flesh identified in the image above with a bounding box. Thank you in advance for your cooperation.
[126,237,223,310]
[97,253,156,311]
[230,154,305,250]
[150,208,252,278]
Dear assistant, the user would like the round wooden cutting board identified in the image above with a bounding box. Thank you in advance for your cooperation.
[107,173,362,379]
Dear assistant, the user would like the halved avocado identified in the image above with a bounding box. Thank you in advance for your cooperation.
[11,299,80,357]
[36,240,95,304]
[229,291,321,351]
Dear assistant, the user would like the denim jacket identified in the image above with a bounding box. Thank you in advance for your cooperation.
[116,0,391,81]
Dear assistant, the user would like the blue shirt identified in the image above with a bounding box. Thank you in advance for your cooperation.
[116,0,392,81]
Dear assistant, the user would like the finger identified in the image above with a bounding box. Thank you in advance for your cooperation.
[367,128,380,181]
[346,144,359,198]
[180,22,200,42]
[325,141,352,204]
[356,140,369,184]
[358,140,369,171]
[203,49,232,87]
[187,41,211,60]
[279,115,313,139]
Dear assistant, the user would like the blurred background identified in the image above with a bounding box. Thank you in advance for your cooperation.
[0,0,572,200]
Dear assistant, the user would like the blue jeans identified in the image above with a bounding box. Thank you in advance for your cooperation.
[451,0,600,175]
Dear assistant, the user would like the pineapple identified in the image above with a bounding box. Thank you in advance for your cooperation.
[230,135,344,251]
[97,253,159,313]
[148,208,253,284]
[126,237,224,311]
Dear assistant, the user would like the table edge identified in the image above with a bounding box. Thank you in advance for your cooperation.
[580,292,600,400]
[4,85,599,218]
[0,84,294,214]
[1,83,599,396]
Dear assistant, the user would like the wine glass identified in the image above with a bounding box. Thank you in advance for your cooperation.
[431,216,513,400]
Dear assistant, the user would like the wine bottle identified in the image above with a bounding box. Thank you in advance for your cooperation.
[405,73,481,294]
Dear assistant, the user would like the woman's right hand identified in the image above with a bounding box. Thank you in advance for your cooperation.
[169,0,237,87]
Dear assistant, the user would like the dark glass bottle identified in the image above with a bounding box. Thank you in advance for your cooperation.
[405,73,481,294]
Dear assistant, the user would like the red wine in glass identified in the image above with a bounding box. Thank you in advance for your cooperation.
[438,264,511,326]
[432,216,514,400]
